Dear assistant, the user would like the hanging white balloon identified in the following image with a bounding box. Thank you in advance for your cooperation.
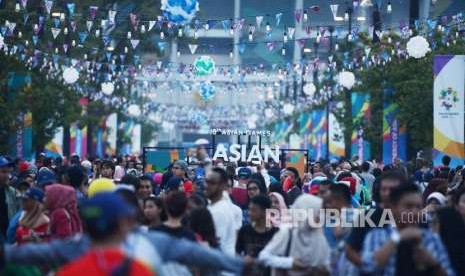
[303,82,316,97]
[128,104,141,117]
[338,71,355,89]
[101,82,114,96]
[283,103,294,115]
[264,108,274,118]
[406,35,431,59]
[63,67,79,84]
[250,113,259,122]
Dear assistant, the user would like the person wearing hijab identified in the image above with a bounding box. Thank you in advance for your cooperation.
[259,194,330,276]
[425,192,446,212]
[269,192,287,227]
[16,188,49,244]
[45,184,82,239]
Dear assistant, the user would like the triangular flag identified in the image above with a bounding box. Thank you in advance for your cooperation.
[102,35,111,46]
[157,42,167,51]
[239,43,246,54]
[297,39,306,48]
[130,39,140,49]
[148,20,156,31]
[67,3,75,17]
[364,47,371,56]
[157,61,162,69]
[51,28,61,39]
[7,22,16,33]
[23,13,29,24]
[266,42,275,51]
[330,5,339,19]
[63,44,69,53]
[133,55,140,65]
[89,6,98,20]
[86,21,93,32]
[368,26,374,38]
[71,59,78,66]
[428,19,437,30]
[108,10,117,24]
[120,54,126,61]
[20,0,27,8]
[106,52,112,62]
[53,18,60,28]
[70,20,77,32]
[222,20,230,32]
[130,13,139,30]
[295,9,302,23]
[288,27,296,39]
[79,32,88,43]
[45,0,53,14]
[188,44,198,54]
[256,16,264,28]
[32,35,38,45]
[275,13,282,26]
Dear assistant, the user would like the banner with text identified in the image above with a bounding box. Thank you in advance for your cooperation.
[310,109,327,161]
[383,90,407,165]
[351,92,371,160]
[328,102,345,159]
[433,55,465,166]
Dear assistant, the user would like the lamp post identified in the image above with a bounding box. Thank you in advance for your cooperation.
[326,26,335,160]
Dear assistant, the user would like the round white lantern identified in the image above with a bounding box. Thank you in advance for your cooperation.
[264,108,274,118]
[101,82,114,96]
[338,71,355,89]
[303,82,316,97]
[283,103,294,115]
[128,104,141,117]
[63,67,79,84]
[406,35,430,59]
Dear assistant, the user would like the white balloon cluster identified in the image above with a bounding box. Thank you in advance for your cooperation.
[283,103,294,115]
[303,82,316,97]
[62,67,79,84]
[338,71,355,89]
[406,35,431,59]
[101,82,114,96]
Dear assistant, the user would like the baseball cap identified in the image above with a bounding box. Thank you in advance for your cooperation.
[237,167,252,180]
[174,160,188,172]
[80,192,135,231]
[36,168,56,187]
[0,156,13,168]
[22,188,45,202]
[88,178,116,198]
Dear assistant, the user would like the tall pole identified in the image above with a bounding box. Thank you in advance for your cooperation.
[326,26,334,160]
[344,2,354,158]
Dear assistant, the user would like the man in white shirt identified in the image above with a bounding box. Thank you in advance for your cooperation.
[205,167,239,257]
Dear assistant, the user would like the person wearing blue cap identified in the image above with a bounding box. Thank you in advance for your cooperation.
[36,168,56,188]
[56,192,153,276]
[16,188,49,244]
[0,156,21,240]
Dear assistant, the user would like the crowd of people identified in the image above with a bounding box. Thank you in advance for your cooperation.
[0,151,464,276]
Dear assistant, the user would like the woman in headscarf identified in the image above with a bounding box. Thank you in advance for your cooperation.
[259,194,330,276]
[269,192,287,227]
[45,184,82,239]
[16,188,49,244]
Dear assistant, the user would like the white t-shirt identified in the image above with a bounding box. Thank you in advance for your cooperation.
[208,196,238,256]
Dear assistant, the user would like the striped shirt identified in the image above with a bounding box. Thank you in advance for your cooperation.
[361,227,455,276]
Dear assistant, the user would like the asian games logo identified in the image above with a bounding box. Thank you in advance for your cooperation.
[439,87,459,111]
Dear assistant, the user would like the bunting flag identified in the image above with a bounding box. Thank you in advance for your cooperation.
[330,4,339,18]
[148,20,156,31]
[20,0,28,8]
[23,14,29,24]
[63,44,68,53]
[66,3,75,17]
[188,44,198,54]
[130,39,140,49]
[297,39,306,48]
[256,16,263,29]
[275,13,282,26]
[295,9,302,23]
[108,10,117,24]
[288,27,295,39]
[51,28,61,39]
[266,42,275,51]
[238,43,246,54]
[44,1,53,14]
[70,20,77,32]
[102,35,111,46]
[86,20,93,31]
[45,126,63,157]
[89,6,98,20]
[79,32,88,43]
[32,35,38,45]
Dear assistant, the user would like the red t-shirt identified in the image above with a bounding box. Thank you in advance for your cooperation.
[16,222,49,245]
[231,187,248,207]
[56,248,154,276]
